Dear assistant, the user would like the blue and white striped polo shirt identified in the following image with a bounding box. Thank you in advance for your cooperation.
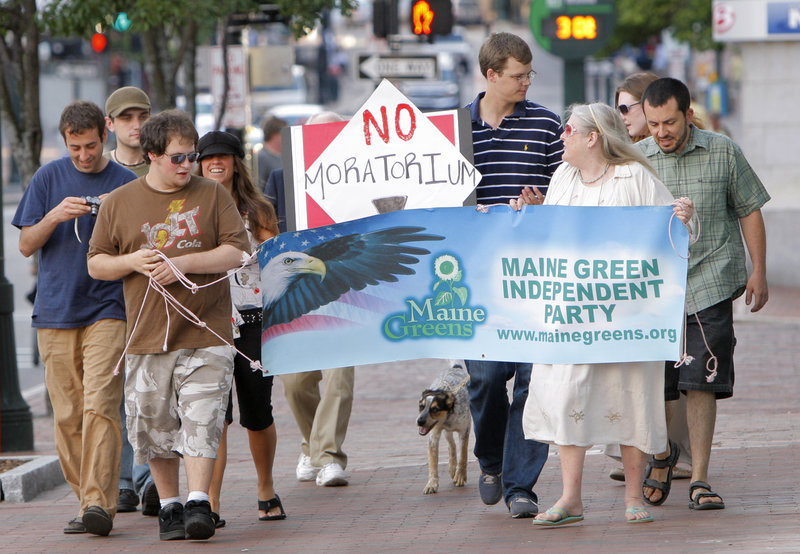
[467,92,563,205]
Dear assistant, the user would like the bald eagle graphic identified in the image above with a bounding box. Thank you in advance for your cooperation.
[261,226,444,328]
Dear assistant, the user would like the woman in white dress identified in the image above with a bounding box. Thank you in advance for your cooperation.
[512,102,694,525]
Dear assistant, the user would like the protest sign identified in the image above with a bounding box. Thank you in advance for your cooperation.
[282,79,479,230]
[258,205,689,375]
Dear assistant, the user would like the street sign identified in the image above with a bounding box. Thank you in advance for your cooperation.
[358,54,438,80]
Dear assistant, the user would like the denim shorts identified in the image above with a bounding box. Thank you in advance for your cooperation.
[665,298,735,400]
[125,345,233,464]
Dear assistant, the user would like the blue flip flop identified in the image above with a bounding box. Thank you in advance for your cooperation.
[532,506,584,526]
[626,506,654,523]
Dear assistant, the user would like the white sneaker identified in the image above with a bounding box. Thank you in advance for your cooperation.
[296,454,320,482]
[315,462,349,486]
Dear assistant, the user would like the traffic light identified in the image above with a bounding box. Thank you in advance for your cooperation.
[91,33,108,53]
[410,0,452,37]
[113,12,132,32]
[373,0,399,38]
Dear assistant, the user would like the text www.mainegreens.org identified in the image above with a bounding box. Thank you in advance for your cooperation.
[497,327,677,346]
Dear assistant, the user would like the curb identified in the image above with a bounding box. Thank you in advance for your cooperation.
[0,455,63,502]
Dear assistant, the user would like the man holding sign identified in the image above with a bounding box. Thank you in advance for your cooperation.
[463,32,563,518]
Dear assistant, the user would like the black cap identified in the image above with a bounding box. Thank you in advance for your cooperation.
[197,131,244,161]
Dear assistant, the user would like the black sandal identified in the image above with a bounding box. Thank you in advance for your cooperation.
[258,494,287,521]
[642,439,681,506]
[688,481,725,510]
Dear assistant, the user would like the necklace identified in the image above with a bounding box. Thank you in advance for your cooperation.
[113,150,145,168]
[578,163,610,184]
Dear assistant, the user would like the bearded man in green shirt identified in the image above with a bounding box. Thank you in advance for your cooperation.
[637,77,769,512]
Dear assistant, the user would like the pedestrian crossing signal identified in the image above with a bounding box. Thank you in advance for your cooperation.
[411,0,453,36]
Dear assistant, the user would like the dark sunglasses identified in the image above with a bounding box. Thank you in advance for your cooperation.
[617,102,640,115]
[166,152,199,164]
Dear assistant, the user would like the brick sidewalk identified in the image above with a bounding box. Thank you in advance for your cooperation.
[2,289,799,552]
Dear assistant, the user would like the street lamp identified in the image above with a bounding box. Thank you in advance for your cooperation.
[0,116,34,452]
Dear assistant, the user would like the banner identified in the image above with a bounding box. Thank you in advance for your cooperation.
[258,205,688,375]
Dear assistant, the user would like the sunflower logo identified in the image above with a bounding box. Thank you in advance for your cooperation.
[432,254,468,307]
[434,254,459,281]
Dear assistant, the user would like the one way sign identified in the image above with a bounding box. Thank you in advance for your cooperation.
[357,54,439,80]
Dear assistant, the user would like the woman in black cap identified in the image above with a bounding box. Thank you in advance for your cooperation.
[196,131,285,525]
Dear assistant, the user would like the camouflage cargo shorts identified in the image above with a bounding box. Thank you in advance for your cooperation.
[125,346,233,464]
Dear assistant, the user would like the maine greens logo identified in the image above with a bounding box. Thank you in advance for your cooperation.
[383,253,486,341]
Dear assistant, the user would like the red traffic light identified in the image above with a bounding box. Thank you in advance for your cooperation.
[91,33,107,53]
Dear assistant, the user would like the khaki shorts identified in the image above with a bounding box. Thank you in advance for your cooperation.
[125,346,233,464]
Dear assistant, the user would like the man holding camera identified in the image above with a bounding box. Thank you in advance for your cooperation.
[13,101,137,537]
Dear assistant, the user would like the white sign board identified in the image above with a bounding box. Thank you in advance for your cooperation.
[285,79,480,230]
[210,46,248,128]
[713,0,800,41]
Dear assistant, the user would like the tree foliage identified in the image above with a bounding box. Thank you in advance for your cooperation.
[1,0,354,185]
[0,0,42,188]
[607,0,716,54]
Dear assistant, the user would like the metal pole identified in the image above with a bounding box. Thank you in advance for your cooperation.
[0,117,35,452]
[563,58,586,108]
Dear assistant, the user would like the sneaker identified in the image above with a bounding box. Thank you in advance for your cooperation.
[507,494,538,518]
[315,462,348,486]
[117,488,139,512]
[478,473,503,505]
[296,454,320,482]
[158,502,185,541]
[141,480,160,516]
[183,500,215,540]
[82,505,113,536]
[63,517,87,534]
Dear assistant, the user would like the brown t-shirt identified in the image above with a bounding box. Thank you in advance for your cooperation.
[89,175,249,354]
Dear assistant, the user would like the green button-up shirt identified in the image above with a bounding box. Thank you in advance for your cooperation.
[639,126,770,314]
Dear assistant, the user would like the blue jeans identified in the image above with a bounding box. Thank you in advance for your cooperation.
[464,360,549,505]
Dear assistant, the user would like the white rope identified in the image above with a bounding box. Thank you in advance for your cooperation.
[112,249,266,376]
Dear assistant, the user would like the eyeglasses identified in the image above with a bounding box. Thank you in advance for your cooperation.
[165,152,199,165]
[562,123,582,138]
[501,70,537,83]
[617,102,640,115]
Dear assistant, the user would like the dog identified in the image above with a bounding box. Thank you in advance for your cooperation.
[417,361,471,494]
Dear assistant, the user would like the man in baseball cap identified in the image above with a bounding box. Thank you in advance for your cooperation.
[104,86,158,516]
[105,87,151,178]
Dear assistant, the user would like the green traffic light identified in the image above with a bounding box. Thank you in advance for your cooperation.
[113,12,132,32]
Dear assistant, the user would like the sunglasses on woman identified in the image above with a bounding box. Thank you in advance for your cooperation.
[617,102,640,115]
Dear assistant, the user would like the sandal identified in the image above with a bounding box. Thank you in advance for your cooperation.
[688,481,725,510]
[258,494,287,521]
[642,439,680,506]
[211,511,226,528]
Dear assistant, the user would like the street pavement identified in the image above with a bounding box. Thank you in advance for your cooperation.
[1,287,799,552]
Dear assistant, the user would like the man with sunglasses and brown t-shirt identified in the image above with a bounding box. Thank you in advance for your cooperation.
[88,110,249,542]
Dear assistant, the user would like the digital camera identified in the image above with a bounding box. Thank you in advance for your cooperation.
[83,195,101,217]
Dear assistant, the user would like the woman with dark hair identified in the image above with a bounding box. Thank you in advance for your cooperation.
[513,103,693,525]
[196,131,284,526]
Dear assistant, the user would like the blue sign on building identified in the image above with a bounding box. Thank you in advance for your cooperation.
[767,2,800,34]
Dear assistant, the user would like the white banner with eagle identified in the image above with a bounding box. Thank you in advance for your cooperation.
[257,205,689,375]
